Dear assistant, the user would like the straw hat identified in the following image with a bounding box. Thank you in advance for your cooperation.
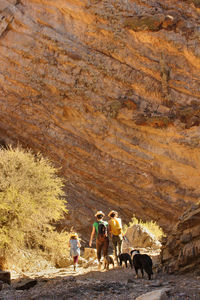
[108,210,118,217]
[95,211,105,217]
[70,232,78,238]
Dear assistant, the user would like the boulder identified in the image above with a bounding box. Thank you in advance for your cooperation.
[55,256,72,268]
[83,248,97,260]
[82,258,99,269]
[77,256,87,266]
[123,225,161,252]
[135,288,169,300]
[0,271,11,285]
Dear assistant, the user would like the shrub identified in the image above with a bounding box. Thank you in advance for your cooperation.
[123,215,165,241]
[0,145,68,267]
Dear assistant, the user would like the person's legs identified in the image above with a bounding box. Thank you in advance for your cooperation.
[118,236,123,256]
[102,237,109,257]
[113,235,123,264]
[96,239,103,268]
[74,255,79,264]
[112,235,118,260]
[73,255,78,271]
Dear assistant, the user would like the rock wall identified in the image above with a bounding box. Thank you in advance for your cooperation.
[0,0,200,238]
[161,203,200,273]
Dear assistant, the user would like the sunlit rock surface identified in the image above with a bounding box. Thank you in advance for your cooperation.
[123,224,161,252]
[0,0,200,241]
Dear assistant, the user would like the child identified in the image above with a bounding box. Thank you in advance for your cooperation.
[69,233,81,271]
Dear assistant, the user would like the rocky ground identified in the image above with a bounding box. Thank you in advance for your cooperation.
[0,261,200,300]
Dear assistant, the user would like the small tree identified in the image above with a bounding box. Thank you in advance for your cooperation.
[0,145,68,265]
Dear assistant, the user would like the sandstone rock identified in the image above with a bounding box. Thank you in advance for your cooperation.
[15,279,37,290]
[83,248,97,260]
[82,258,98,269]
[0,271,11,285]
[162,15,177,30]
[161,204,200,273]
[161,249,171,262]
[124,15,164,32]
[77,256,87,266]
[135,288,169,300]
[123,225,161,251]
[180,233,192,244]
[1,282,12,290]
[149,280,163,287]
[55,256,72,268]
[192,0,200,8]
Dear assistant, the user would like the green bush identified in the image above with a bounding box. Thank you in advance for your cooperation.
[0,146,68,266]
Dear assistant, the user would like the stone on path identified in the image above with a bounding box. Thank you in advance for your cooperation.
[135,288,169,300]
[0,271,11,285]
[56,256,72,268]
[15,280,37,290]
[77,256,87,266]
[83,247,97,260]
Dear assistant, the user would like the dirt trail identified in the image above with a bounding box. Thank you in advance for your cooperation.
[0,262,200,299]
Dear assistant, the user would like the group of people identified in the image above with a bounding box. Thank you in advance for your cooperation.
[69,210,124,271]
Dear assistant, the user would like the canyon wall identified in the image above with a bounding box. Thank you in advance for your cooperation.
[0,0,200,239]
[161,203,200,273]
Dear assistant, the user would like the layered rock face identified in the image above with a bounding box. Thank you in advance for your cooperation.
[161,204,200,273]
[0,0,200,241]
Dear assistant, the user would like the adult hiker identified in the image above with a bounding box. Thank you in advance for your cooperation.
[89,211,109,269]
[108,210,123,264]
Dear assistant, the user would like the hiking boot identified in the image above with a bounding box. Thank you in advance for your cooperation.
[74,264,76,271]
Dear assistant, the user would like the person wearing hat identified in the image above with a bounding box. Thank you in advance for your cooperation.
[108,210,123,264]
[69,233,81,271]
[89,211,109,269]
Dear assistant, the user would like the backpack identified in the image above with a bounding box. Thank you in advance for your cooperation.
[97,222,107,240]
[111,218,122,235]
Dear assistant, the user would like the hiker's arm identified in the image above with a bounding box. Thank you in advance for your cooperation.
[89,226,95,247]
[77,239,81,248]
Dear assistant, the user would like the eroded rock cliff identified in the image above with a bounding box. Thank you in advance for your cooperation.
[161,203,200,273]
[0,0,200,240]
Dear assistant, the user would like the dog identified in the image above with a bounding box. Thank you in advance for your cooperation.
[130,249,153,280]
[104,255,114,270]
[118,253,132,268]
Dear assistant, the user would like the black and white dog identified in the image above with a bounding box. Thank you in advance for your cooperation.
[118,253,133,268]
[130,249,153,280]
